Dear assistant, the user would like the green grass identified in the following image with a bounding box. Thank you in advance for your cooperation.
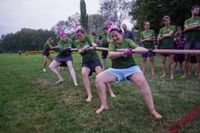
[0,53,200,133]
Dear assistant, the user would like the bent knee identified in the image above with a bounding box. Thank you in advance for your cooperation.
[67,65,73,70]
[96,74,102,82]
[82,72,89,78]
[134,77,148,86]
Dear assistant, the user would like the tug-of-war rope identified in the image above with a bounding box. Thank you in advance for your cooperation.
[69,47,200,55]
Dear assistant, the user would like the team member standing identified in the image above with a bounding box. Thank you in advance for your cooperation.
[157,16,176,79]
[182,5,200,79]
[140,21,156,78]
[173,26,185,73]
[122,23,135,41]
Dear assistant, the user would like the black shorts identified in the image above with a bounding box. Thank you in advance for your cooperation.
[101,51,108,59]
[184,41,200,50]
[42,50,50,56]
[82,57,102,76]
[55,55,73,67]
[160,48,174,57]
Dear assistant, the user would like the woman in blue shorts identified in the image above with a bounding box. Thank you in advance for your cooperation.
[95,25,162,119]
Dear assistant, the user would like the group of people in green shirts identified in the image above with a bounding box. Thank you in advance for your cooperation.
[42,25,162,119]
[140,5,200,80]
[41,5,200,119]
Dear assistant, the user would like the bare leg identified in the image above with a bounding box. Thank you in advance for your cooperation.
[106,83,116,97]
[82,67,93,102]
[129,72,162,119]
[95,66,116,98]
[102,58,106,70]
[196,55,200,79]
[181,55,189,78]
[49,60,64,83]
[141,58,147,75]
[43,56,48,71]
[66,61,78,86]
[160,56,166,78]
[170,55,175,80]
[47,55,53,61]
[95,71,117,114]
[150,56,155,78]
[180,62,183,71]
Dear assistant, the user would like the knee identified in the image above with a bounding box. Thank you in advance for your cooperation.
[96,74,102,84]
[150,58,154,63]
[49,64,53,69]
[82,72,89,79]
[161,59,166,64]
[135,77,148,87]
[67,65,73,71]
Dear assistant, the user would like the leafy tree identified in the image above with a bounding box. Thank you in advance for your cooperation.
[0,28,55,52]
[99,0,132,25]
[130,0,200,32]
[88,14,106,33]
[52,13,80,35]
[80,0,88,31]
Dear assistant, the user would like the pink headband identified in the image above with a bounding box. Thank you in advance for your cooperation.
[107,21,119,32]
[74,25,83,33]
[59,31,67,37]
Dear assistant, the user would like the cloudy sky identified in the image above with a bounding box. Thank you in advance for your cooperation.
[0,0,100,36]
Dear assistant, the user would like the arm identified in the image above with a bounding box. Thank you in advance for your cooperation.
[184,24,200,32]
[50,45,59,49]
[162,31,174,38]
[141,36,155,42]
[157,34,164,41]
[78,48,86,55]
[133,46,149,53]
[109,51,124,59]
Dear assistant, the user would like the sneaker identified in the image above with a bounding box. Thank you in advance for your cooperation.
[43,68,46,72]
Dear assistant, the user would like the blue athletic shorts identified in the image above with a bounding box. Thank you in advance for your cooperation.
[106,65,142,83]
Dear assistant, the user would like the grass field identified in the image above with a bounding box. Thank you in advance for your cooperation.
[0,53,200,133]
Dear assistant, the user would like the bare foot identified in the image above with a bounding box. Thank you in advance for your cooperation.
[170,75,174,80]
[96,105,108,114]
[160,74,166,79]
[110,93,116,98]
[180,74,187,79]
[55,79,64,84]
[150,110,162,120]
[86,96,93,102]
[74,83,78,86]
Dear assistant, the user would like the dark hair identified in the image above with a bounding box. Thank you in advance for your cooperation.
[163,15,170,21]
[191,5,199,10]
[110,28,122,34]
[48,37,54,41]
[91,32,96,36]
[76,29,85,34]
[143,21,150,25]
